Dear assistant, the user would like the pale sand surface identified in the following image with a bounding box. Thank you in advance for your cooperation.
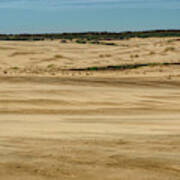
[0,37,180,74]
[0,38,180,179]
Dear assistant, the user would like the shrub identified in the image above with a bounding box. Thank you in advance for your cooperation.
[76,39,87,44]
[91,41,100,44]
[88,67,98,71]
[61,40,67,43]
[101,42,117,46]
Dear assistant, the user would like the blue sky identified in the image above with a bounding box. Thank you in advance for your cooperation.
[0,0,180,33]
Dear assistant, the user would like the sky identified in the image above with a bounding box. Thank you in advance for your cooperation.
[0,0,180,34]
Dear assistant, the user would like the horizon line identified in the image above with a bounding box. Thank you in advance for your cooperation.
[1,29,180,35]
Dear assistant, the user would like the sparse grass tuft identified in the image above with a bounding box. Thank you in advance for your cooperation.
[149,51,155,55]
[76,39,87,44]
[90,41,100,45]
[11,66,19,70]
[54,54,64,59]
[101,42,117,46]
[61,40,67,43]
[70,62,180,71]
[164,47,175,52]
[99,54,112,58]
[47,64,55,68]
[149,63,160,67]
[130,54,139,58]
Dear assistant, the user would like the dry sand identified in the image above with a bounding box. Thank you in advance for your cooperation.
[0,38,180,180]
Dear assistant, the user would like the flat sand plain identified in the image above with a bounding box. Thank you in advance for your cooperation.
[0,38,180,180]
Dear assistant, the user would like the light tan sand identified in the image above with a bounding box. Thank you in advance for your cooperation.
[0,38,180,180]
[0,37,180,74]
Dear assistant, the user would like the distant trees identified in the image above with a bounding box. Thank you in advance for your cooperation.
[0,30,180,41]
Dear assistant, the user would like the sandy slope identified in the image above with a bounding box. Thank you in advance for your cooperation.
[0,37,180,74]
[0,38,180,180]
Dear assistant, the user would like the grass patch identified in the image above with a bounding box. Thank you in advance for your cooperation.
[149,51,156,55]
[164,47,175,52]
[99,54,112,58]
[130,54,139,58]
[101,42,117,46]
[90,41,100,45]
[54,54,64,59]
[1,30,180,41]
[88,67,98,71]
[69,62,180,71]
[9,51,37,57]
[76,39,87,44]
[47,64,55,68]
[61,40,67,43]
[11,66,19,70]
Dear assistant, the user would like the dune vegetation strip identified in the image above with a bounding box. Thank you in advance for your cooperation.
[69,62,180,71]
[1,30,180,41]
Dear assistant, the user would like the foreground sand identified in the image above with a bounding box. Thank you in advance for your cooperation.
[0,38,180,179]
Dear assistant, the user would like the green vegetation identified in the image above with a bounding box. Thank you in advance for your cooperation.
[164,47,175,52]
[54,54,64,59]
[99,54,112,58]
[149,51,155,55]
[0,30,180,41]
[47,64,55,68]
[11,66,19,70]
[69,62,180,71]
[61,39,67,43]
[100,42,117,46]
[75,39,87,44]
[90,41,100,45]
[88,67,98,71]
[130,54,139,58]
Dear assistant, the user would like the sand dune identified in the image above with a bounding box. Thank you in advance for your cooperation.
[0,37,180,75]
[0,38,180,180]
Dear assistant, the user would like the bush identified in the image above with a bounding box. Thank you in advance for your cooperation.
[90,41,100,44]
[101,42,117,46]
[88,67,98,71]
[61,40,67,43]
[76,39,87,44]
